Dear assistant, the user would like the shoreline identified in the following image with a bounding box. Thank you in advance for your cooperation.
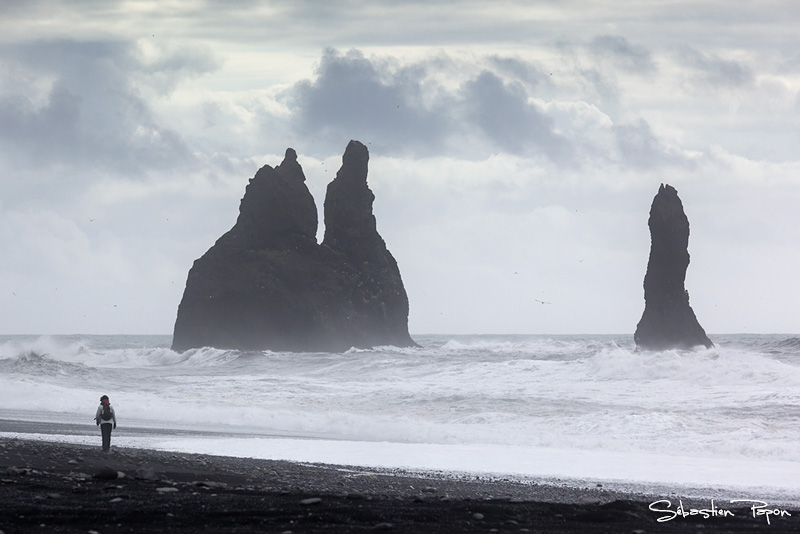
[3,415,798,508]
[2,436,797,533]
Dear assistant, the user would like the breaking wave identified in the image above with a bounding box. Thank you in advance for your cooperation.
[1,333,798,464]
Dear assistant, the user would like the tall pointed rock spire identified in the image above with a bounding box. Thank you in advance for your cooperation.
[322,140,414,348]
[634,184,713,350]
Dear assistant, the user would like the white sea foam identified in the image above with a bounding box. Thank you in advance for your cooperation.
[1,333,799,494]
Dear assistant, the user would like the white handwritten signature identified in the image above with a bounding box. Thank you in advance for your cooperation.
[649,499,792,525]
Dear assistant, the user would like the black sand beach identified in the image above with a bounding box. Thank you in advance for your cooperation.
[1,436,796,533]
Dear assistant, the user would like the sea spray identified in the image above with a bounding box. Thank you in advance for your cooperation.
[1,334,799,484]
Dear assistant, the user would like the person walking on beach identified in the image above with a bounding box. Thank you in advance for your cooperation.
[95,395,117,452]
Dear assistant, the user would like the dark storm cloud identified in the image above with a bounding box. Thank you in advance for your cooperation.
[578,68,621,105]
[676,46,754,88]
[0,39,218,176]
[460,71,571,161]
[487,55,553,90]
[614,118,694,169]
[779,52,800,73]
[135,42,223,95]
[286,48,452,157]
[284,49,570,162]
[590,35,656,73]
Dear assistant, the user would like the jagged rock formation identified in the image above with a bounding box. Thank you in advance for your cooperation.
[634,184,713,350]
[171,141,415,352]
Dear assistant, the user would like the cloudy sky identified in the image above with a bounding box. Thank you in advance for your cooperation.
[1,0,799,336]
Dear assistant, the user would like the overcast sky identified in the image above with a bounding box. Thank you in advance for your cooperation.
[1,1,799,336]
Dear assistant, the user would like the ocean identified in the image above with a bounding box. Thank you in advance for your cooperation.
[1,333,798,503]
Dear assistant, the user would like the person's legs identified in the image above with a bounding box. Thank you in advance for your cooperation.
[101,424,112,452]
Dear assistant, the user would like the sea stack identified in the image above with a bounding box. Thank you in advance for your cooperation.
[171,141,415,352]
[634,184,713,350]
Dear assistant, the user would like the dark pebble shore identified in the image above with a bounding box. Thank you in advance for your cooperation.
[1,436,797,533]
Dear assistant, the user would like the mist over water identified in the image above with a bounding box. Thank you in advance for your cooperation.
[1,333,799,494]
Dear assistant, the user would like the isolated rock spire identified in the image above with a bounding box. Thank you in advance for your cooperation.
[171,141,414,352]
[634,184,713,350]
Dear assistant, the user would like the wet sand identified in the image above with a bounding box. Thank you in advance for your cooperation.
[1,436,797,533]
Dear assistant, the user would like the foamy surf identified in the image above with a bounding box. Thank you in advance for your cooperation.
[1,333,798,501]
